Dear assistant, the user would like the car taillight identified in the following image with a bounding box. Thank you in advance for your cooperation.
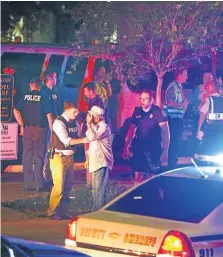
[158,230,195,257]
[66,216,79,242]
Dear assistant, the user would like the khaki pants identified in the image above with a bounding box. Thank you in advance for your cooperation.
[48,154,74,217]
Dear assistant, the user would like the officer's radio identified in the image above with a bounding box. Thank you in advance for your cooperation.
[47,146,55,159]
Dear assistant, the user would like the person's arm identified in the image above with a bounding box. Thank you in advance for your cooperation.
[42,94,54,132]
[159,121,170,153]
[155,108,170,152]
[122,108,138,159]
[53,120,87,146]
[86,122,108,141]
[13,108,24,136]
[46,113,53,131]
[104,80,112,96]
[197,99,209,133]
[13,108,24,127]
[197,112,207,134]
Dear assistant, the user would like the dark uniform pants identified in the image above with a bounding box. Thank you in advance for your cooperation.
[22,126,46,188]
[168,117,184,169]
[48,154,74,217]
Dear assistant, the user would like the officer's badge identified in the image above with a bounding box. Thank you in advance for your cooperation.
[149,114,153,118]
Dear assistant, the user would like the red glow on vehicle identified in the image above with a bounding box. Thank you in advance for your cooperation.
[158,230,195,257]
[66,216,79,242]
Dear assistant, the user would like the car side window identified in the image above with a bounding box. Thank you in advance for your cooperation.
[46,54,64,79]
[106,176,223,223]
[61,56,88,103]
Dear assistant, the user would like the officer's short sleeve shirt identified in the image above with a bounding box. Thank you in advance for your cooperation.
[131,105,167,149]
[14,97,25,111]
[41,92,53,115]
[131,105,167,137]
[131,105,167,126]
[41,86,60,118]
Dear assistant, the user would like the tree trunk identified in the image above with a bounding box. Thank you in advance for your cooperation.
[155,74,163,108]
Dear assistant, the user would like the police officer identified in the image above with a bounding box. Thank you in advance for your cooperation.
[122,90,170,184]
[41,72,61,118]
[196,81,223,157]
[41,72,61,185]
[48,101,88,220]
[164,68,189,169]
[13,77,53,192]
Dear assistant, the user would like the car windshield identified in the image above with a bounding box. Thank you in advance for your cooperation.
[106,176,223,223]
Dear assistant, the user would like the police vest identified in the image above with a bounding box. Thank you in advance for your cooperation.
[23,91,46,127]
[164,81,185,119]
[51,116,79,150]
[207,95,223,124]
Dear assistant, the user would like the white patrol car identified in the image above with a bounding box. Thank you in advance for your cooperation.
[65,166,223,257]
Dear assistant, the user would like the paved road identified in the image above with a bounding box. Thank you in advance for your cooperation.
[2,218,69,245]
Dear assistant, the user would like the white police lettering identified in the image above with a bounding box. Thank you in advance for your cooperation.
[52,94,57,100]
[69,127,78,133]
[24,95,41,101]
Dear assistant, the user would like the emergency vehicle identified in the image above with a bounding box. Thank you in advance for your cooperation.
[65,166,223,257]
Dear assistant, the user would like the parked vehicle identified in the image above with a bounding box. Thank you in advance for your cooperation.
[65,166,223,257]
[1,235,90,257]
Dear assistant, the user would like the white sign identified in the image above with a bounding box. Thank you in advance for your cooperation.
[1,123,18,160]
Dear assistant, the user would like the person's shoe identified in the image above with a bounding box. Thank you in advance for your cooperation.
[62,214,72,220]
[49,214,71,220]
[37,186,51,193]
[24,187,36,192]
[44,180,54,188]
[50,215,63,220]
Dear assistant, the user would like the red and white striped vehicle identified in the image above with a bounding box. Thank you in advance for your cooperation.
[65,166,223,257]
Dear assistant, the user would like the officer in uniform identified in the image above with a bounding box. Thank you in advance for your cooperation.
[196,81,223,157]
[47,101,88,220]
[13,77,53,191]
[41,72,61,186]
[122,90,170,183]
[164,68,189,169]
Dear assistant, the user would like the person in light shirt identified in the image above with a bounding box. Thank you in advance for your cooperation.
[196,81,223,158]
[85,106,114,210]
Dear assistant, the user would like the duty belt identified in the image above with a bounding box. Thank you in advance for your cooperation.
[163,105,184,118]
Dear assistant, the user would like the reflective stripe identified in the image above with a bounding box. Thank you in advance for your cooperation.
[209,96,214,113]
[207,113,223,120]
[163,104,184,118]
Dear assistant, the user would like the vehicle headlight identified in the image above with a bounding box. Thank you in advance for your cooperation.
[204,154,223,166]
